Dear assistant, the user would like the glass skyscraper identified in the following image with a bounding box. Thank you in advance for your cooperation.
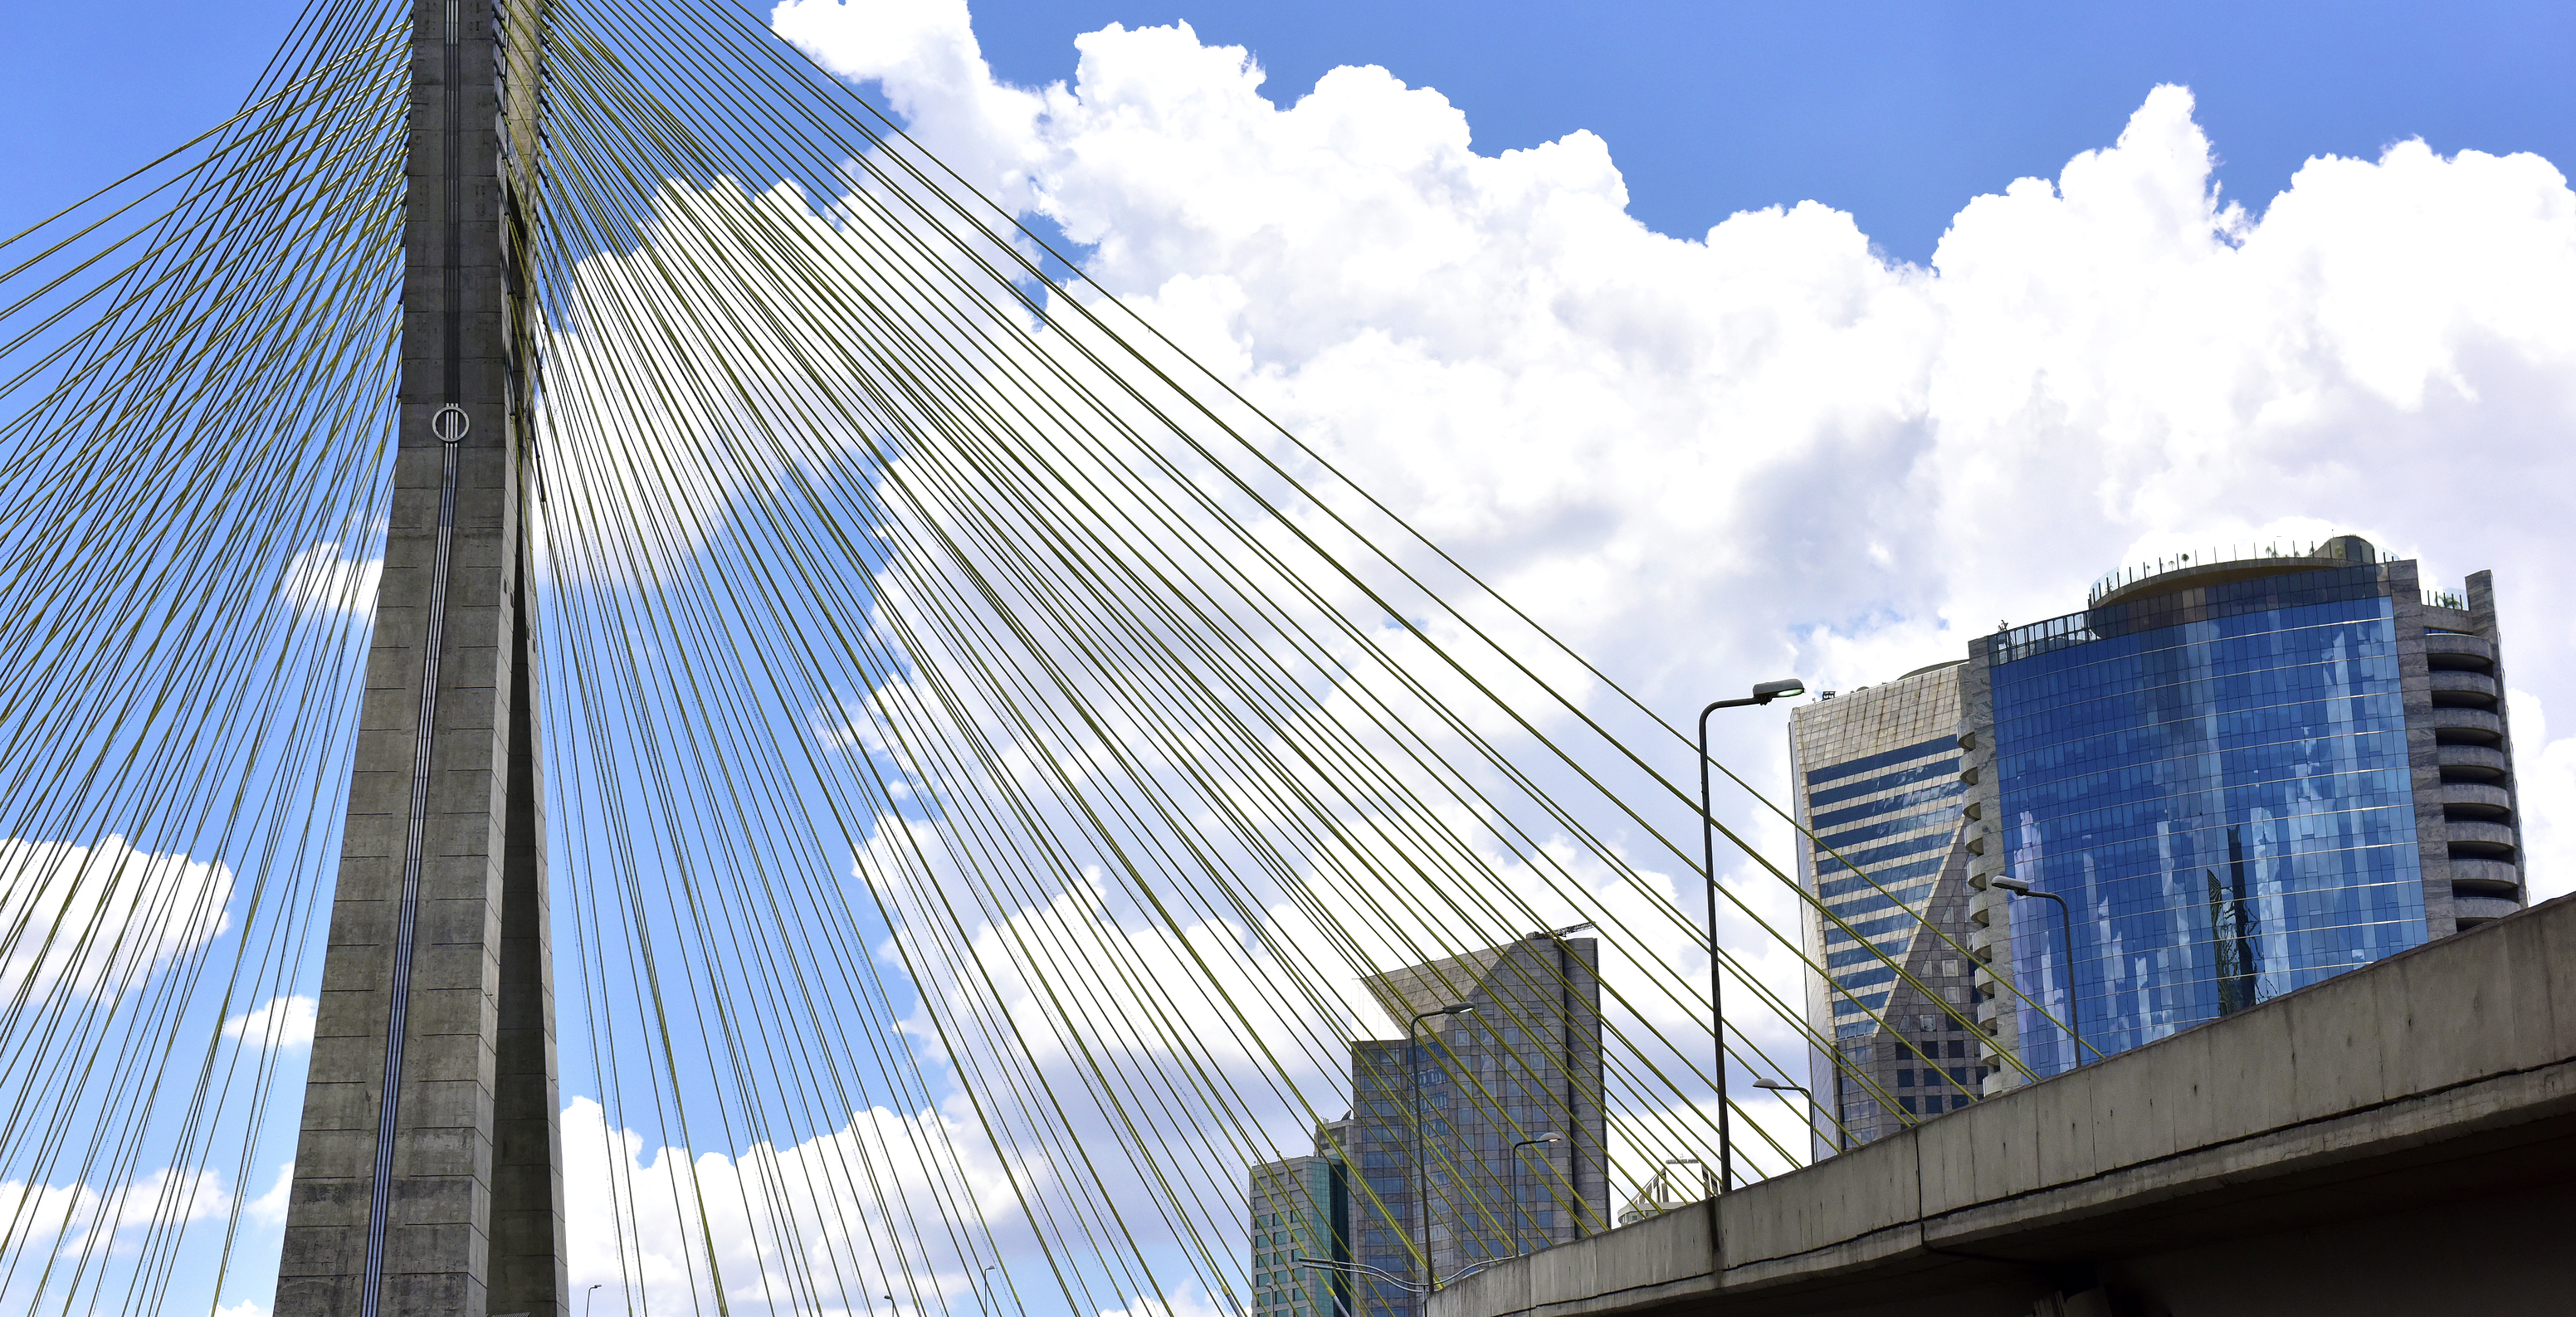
[1247,1128,1351,1317]
[1788,666,1989,1150]
[1335,936,1607,1317]
[1959,536,2526,1085]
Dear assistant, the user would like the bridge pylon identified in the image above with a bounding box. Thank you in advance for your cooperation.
[276,1,563,1314]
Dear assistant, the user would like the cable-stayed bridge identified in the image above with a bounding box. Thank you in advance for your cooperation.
[0,3,2468,1316]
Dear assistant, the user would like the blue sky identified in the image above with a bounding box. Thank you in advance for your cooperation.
[12,1,2574,261]
[10,4,2576,1314]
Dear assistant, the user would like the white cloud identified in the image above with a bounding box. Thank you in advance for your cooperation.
[245,1161,294,1229]
[221,995,316,1051]
[2510,690,2574,902]
[279,537,382,617]
[0,835,234,1005]
[561,1095,1024,1317]
[769,2,2576,907]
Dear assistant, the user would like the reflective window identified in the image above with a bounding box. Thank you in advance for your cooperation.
[1990,593,2427,1077]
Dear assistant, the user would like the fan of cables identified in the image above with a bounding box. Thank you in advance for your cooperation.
[0,2,2033,1315]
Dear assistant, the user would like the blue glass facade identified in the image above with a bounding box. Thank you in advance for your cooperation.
[1987,574,2430,1077]
[1809,734,1961,1032]
[1791,666,1989,1149]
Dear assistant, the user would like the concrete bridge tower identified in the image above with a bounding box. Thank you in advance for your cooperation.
[274,0,564,1313]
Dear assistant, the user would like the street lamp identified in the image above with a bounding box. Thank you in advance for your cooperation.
[978,1265,1000,1315]
[1990,877,2085,1067]
[1698,677,1804,1193]
[1751,1076,1827,1158]
[1508,1131,1561,1257]
[584,1282,603,1317]
[1410,1002,1476,1295]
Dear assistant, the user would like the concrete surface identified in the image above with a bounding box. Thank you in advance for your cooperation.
[276,2,565,1313]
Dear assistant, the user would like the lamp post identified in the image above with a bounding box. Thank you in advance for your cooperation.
[1990,877,2084,1067]
[1410,1002,1476,1296]
[1698,677,1804,1193]
[1508,1131,1561,1256]
[978,1265,1000,1315]
[584,1283,602,1317]
[1751,1076,1827,1158]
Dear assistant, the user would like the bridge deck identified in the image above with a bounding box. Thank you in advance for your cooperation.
[1435,893,2576,1317]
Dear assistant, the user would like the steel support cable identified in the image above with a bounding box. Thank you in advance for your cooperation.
[0,383,381,1175]
[0,37,403,358]
[0,3,402,1310]
[676,0,2027,1096]
[535,237,1149,1317]
[0,141,406,656]
[535,218,1700,1299]
[0,218,403,934]
[533,5,1762,1211]
[525,69,1179,1309]
[0,239,391,1317]
[0,108,397,819]
[0,345,391,1314]
[0,13,388,394]
[533,46,1978,1317]
[595,54,1803,1317]
[0,176,402,698]
[0,315,393,1277]
[520,154,1004,1317]
[517,162,1504,1278]
[528,149,999,1317]
[535,28,1720,1124]
[0,144,402,605]
[533,260,983,1317]
[0,51,401,474]
[530,311,1184,1317]
[572,213,1473,1317]
[0,291,393,1099]
[517,17,2029,1317]
[607,203,1813,1196]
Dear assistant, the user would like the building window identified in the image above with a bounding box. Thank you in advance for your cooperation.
[1898,1096,1919,1115]
[1896,1069,1914,1088]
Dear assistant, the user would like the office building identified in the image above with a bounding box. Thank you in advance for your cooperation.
[1788,666,1990,1151]
[1247,1120,1351,1317]
[1338,936,1608,1317]
[1960,536,2526,1086]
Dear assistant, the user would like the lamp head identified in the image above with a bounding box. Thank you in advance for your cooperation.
[1750,1076,1794,1090]
[1536,1130,1563,1143]
[1991,877,2034,895]
[1751,677,1807,704]
[1444,1002,1476,1015]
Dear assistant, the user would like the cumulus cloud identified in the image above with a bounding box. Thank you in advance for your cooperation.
[561,1095,1025,1317]
[770,3,2576,900]
[278,537,382,617]
[221,995,316,1051]
[0,1163,234,1270]
[0,835,234,1005]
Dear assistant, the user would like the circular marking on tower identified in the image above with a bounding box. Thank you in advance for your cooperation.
[432,404,471,444]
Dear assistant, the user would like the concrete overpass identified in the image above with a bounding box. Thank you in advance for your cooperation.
[1433,894,2576,1317]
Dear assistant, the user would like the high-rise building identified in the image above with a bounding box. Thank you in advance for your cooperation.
[1959,536,2526,1086]
[1336,936,1608,1317]
[1788,665,1989,1151]
[1247,1123,1350,1317]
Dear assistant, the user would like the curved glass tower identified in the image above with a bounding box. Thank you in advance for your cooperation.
[1958,536,2525,1085]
